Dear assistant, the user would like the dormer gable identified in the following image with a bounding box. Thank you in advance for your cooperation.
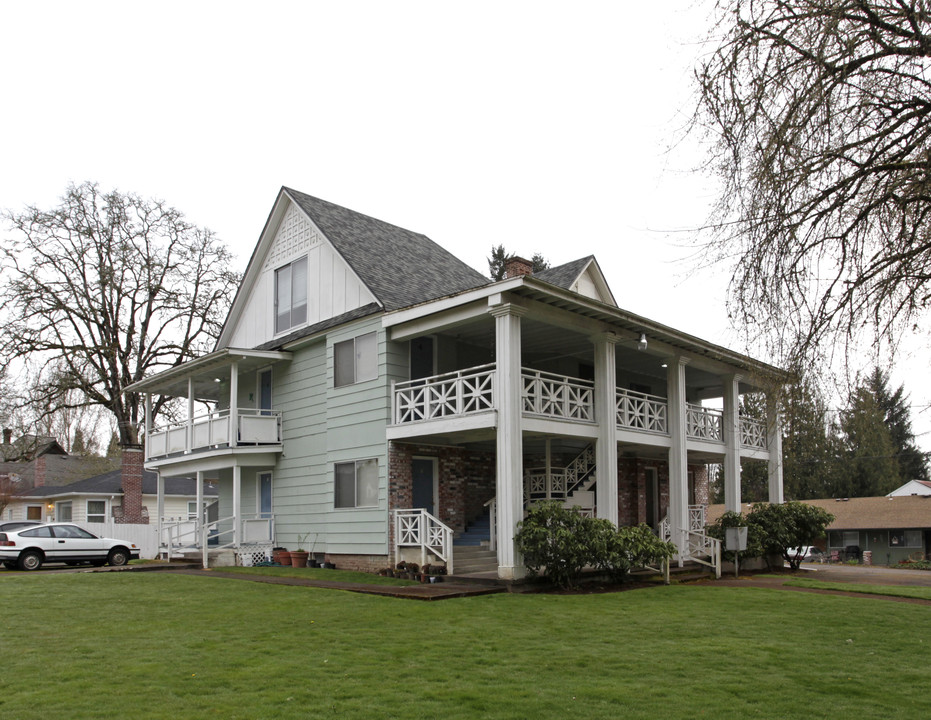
[534,256,617,306]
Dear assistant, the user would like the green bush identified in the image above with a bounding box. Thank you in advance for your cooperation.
[515,503,594,589]
[706,503,834,570]
[515,504,675,588]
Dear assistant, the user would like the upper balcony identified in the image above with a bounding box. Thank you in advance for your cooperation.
[147,408,283,460]
[390,363,769,454]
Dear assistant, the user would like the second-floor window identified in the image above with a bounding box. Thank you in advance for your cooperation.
[275,256,308,333]
[334,332,377,387]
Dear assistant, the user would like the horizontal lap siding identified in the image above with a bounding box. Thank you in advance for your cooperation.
[324,318,391,555]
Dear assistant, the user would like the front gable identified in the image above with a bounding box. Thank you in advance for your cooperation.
[535,256,617,306]
[221,196,378,350]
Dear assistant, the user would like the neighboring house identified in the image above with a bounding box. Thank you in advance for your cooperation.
[126,188,786,577]
[708,497,931,565]
[4,454,216,527]
[887,479,931,497]
[0,429,119,489]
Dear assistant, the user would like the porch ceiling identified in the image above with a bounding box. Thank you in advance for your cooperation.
[125,349,292,400]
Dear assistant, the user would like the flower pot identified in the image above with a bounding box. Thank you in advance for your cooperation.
[277,551,292,566]
[290,551,310,567]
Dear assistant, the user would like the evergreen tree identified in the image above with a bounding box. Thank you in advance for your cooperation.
[488,245,513,281]
[867,368,929,482]
[839,385,901,497]
[781,377,842,500]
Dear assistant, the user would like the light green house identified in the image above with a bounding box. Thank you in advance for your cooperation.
[126,188,786,578]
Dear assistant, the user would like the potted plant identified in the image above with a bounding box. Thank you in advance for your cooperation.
[290,532,315,567]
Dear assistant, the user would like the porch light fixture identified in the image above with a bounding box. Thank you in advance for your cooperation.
[637,333,648,351]
[214,378,222,383]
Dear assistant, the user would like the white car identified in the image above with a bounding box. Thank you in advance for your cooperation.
[0,523,140,571]
[788,546,824,563]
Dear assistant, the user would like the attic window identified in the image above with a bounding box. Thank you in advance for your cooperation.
[275,256,308,333]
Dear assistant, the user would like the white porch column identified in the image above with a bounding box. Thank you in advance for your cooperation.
[767,394,785,504]
[490,301,527,580]
[196,471,204,541]
[230,361,239,448]
[144,393,152,461]
[186,378,195,453]
[232,464,242,546]
[592,332,619,525]
[666,356,690,559]
[156,471,165,556]
[723,374,742,514]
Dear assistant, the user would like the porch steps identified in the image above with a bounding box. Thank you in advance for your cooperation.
[453,516,491,547]
[451,546,498,574]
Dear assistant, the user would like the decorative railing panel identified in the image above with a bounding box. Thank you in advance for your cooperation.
[616,388,668,434]
[394,508,454,574]
[686,404,723,442]
[148,409,282,460]
[393,364,495,424]
[521,368,594,422]
[740,416,767,449]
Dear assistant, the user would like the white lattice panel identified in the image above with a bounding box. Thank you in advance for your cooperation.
[264,204,320,270]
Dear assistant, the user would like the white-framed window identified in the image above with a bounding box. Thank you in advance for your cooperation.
[830,530,860,547]
[57,501,73,522]
[86,500,106,523]
[334,332,377,387]
[187,501,199,520]
[334,459,378,509]
[275,256,308,333]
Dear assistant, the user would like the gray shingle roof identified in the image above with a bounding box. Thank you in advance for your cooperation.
[284,188,489,311]
[533,256,595,290]
[14,469,216,498]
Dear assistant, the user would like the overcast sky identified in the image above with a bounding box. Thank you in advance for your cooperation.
[2,1,930,450]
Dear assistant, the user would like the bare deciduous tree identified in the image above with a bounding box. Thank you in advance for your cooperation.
[694,0,931,366]
[0,182,241,445]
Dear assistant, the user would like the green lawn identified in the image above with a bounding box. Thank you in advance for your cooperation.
[1,572,928,719]
[782,577,931,601]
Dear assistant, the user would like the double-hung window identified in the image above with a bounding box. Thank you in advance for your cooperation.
[275,256,308,333]
[334,459,379,508]
[86,500,106,523]
[334,332,377,387]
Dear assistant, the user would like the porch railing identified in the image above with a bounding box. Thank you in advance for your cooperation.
[740,416,767,449]
[616,387,668,434]
[521,368,594,422]
[686,403,723,442]
[659,505,720,578]
[198,514,276,569]
[392,364,495,424]
[148,408,282,459]
[394,508,454,574]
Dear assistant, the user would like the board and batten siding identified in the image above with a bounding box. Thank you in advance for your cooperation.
[227,200,377,349]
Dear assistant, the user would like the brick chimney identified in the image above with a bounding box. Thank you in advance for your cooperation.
[118,444,148,524]
[33,455,46,487]
[504,256,534,278]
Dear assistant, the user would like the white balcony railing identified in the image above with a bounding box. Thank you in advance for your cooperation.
[616,387,668,434]
[740,416,767,449]
[148,408,282,459]
[521,368,594,422]
[687,403,723,442]
[393,364,495,424]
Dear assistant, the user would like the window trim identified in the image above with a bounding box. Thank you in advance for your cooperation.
[56,500,73,523]
[86,499,106,524]
[274,256,308,334]
[334,332,378,387]
[334,459,379,509]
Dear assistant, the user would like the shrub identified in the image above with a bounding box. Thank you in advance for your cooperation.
[590,521,675,582]
[516,504,676,588]
[706,510,765,564]
[515,503,593,589]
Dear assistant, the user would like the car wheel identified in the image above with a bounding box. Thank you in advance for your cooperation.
[108,547,130,567]
[18,550,43,571]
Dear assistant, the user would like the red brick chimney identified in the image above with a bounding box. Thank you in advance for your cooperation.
[118,444,148,524]
[504,256,534,278]
[33,455,46,487]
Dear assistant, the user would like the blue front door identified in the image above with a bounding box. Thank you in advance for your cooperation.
[411,459,435,515]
